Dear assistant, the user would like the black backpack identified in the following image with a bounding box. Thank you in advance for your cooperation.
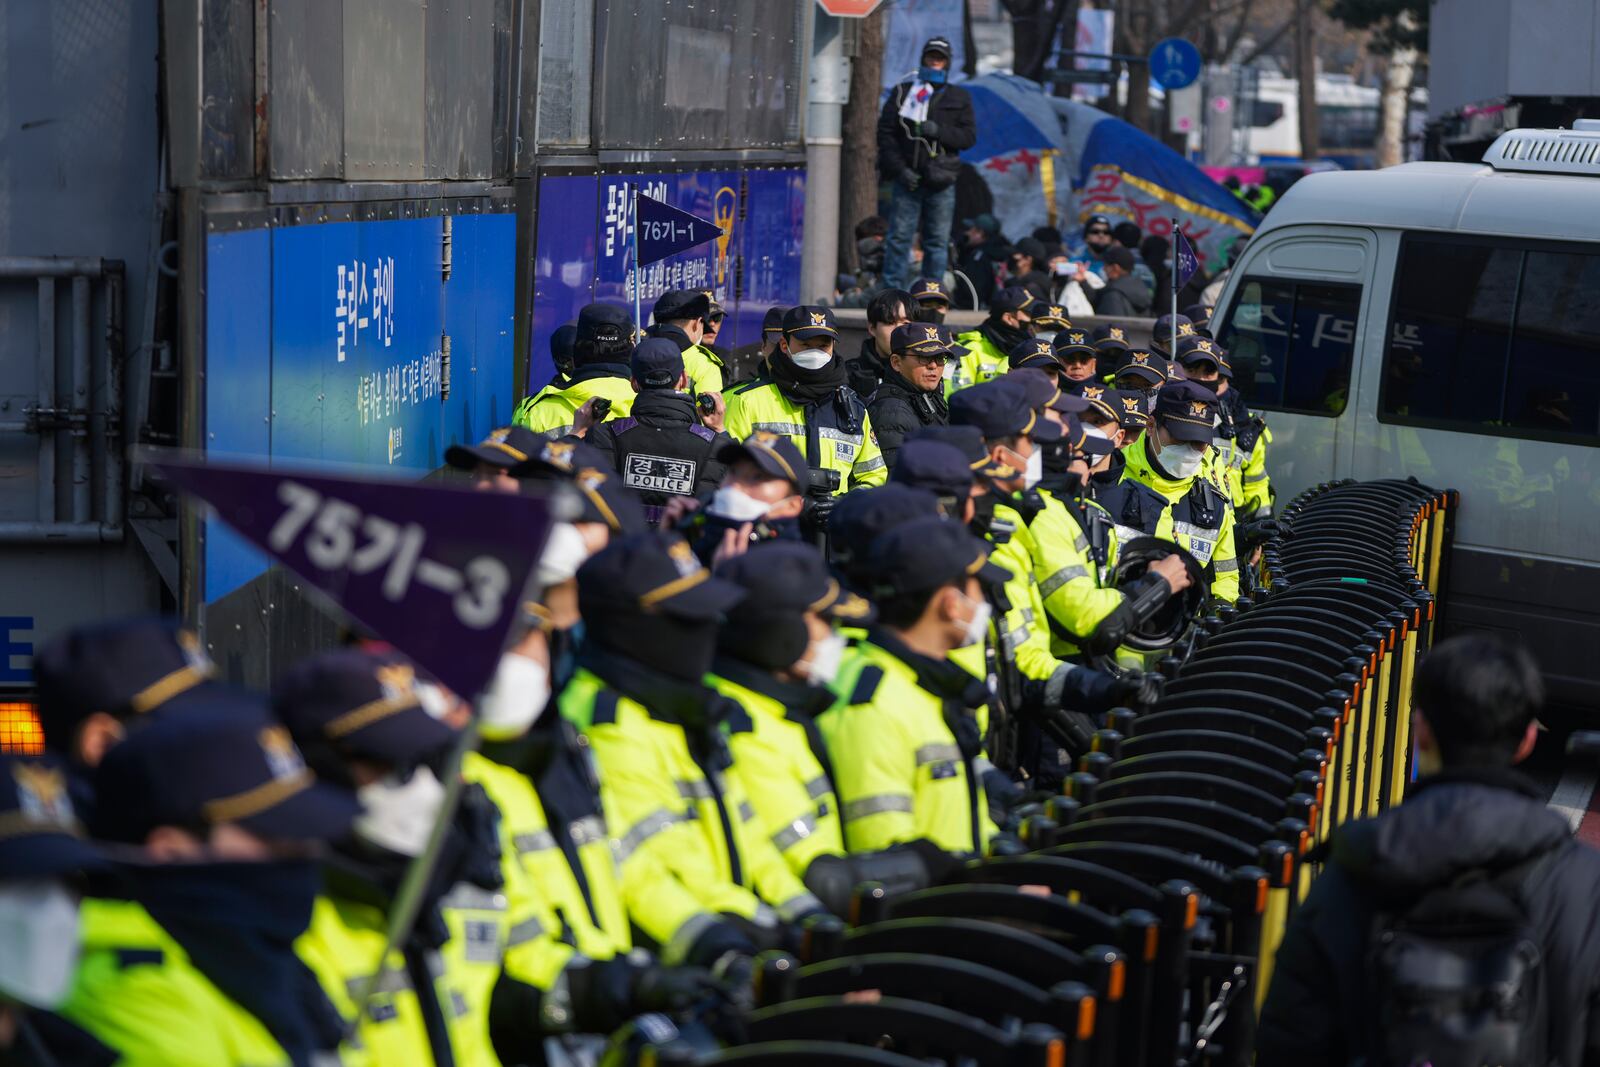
[1366,849,1558,1067]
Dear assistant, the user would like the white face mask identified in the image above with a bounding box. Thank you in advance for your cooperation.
[789,348,833,371]
[1033,330,1058,344]
[1024,447,1044,490]
[477,652,550,741]
[537,522,591,587]
[799,632,847,687]
[1157,441,1204,479]
[354,766,447,858]
[953,591,992,648]
[709,484,773,523]
[0,880,80,1009]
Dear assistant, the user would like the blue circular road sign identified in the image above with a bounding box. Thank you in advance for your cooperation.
[1149,37,1202,91]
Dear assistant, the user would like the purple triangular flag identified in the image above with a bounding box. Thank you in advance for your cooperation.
[149,452,553,699]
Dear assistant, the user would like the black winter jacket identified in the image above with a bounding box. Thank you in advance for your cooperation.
[846,336,891,405]
[1257,766,1600,1067]
[877,80,977,190]
[868,370,949,472]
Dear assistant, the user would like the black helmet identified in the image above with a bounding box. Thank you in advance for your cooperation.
[1111,537,1208,651]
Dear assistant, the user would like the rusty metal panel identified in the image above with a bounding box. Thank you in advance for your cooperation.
[424,0,496,179]
[268,0,344,179]
[343,0,426,180]
[593,0,802,151]
[201,0,256,178]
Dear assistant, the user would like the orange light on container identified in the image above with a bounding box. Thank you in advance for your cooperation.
[0,701,44,755]
[1076,996,1097,1041]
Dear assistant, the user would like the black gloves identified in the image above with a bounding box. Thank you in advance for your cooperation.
[919,118,941,139]
[901,167,921,191]
[630,960,722,1016]
[1064,666,1162,714]
[802,492,836,539]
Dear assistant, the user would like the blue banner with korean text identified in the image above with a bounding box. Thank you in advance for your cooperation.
[529,167,804,393]
[202,210,517,603]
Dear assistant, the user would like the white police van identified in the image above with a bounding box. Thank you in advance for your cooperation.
[1212,120,1600,710]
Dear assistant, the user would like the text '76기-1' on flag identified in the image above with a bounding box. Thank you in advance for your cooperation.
[635,192,725,268]
[1173,226,1200,290]
[146,451,554,699]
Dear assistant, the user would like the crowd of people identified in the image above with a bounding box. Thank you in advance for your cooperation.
[0,281,1280,1066]
[4,268,1600,1065]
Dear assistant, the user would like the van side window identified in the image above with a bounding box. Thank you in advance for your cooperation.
[1381,236,1600,441]
[1217,278,1360,416]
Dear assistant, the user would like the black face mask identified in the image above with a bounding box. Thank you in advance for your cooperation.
[969,493,998,537]
[124,860,344,1065]
[1041,439,1072,474]
[913,304,947,325]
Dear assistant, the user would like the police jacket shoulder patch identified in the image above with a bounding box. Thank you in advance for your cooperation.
[848,665,885,706]
[591,689,621,726]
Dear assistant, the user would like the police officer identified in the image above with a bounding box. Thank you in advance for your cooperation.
[1183,303,1214,337]
[515,303,638,438]
[548,322,579,388]
[822,518,1007,855]
[735,306,789,392]
[275,649,516,1067]
[560,532,828,973]
[724,306,887,527]
[869,322,953,471]
[1029,303,1072,345]
[587,338,732,524]
[645,289,726,397]
[1090,322,1133,380]
[681,432,808,566]
[1112,347,1169,412]
[908,278,952,324]
[0,754,113,1067]
[63,701,358,1067]
[710,542,962,913]
[890,433,1142,779]
[1053,327,1101,388]
[953,378,1190,667]
[1150,312,1197,358]
[32,617,224,809]
[699,291,732,368]
[1175,335,1272,518]
[1008,336,1063,387]
[445,423,551,492]
[1121,380,1241,602]
[950,286,1036,394]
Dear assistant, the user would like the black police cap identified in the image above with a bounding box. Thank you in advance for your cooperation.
[950,378,1061,443]
[1033,304,1071,328]
[1053,328,1097,359]
[577,303,634,344]
[922,36,953,58]
[762,306,788,335]
[890,322,955,358]
[1091,323,1132,352]
[828,484,943,571]
[92,700,359,845]
[1152,313,1194,349]
[717,432,806,492]
[910,278,952,304]
[783,305,839,340]
[717,541,873,624]
[33,617,218,741]
[577,531,744,622]
[0,754,105,879]
[653,289,711,323]
[890,438,975,502]
[1072,383,1122,426]
[1174,335,1232,378]
[1154,380,1220,443]
[550,322,579,364]
[989,287,1036,316]
[445,424,546,472]
[1008,337,1058,371]
[1115,349,1168,386]
[630,337,686,389]
[272,648,456,769]
[865,517,1009,599]
[1182,303,1214,333]
[906,425,1016,481]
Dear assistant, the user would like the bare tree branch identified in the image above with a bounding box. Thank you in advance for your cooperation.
[1238,15,1295,64]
